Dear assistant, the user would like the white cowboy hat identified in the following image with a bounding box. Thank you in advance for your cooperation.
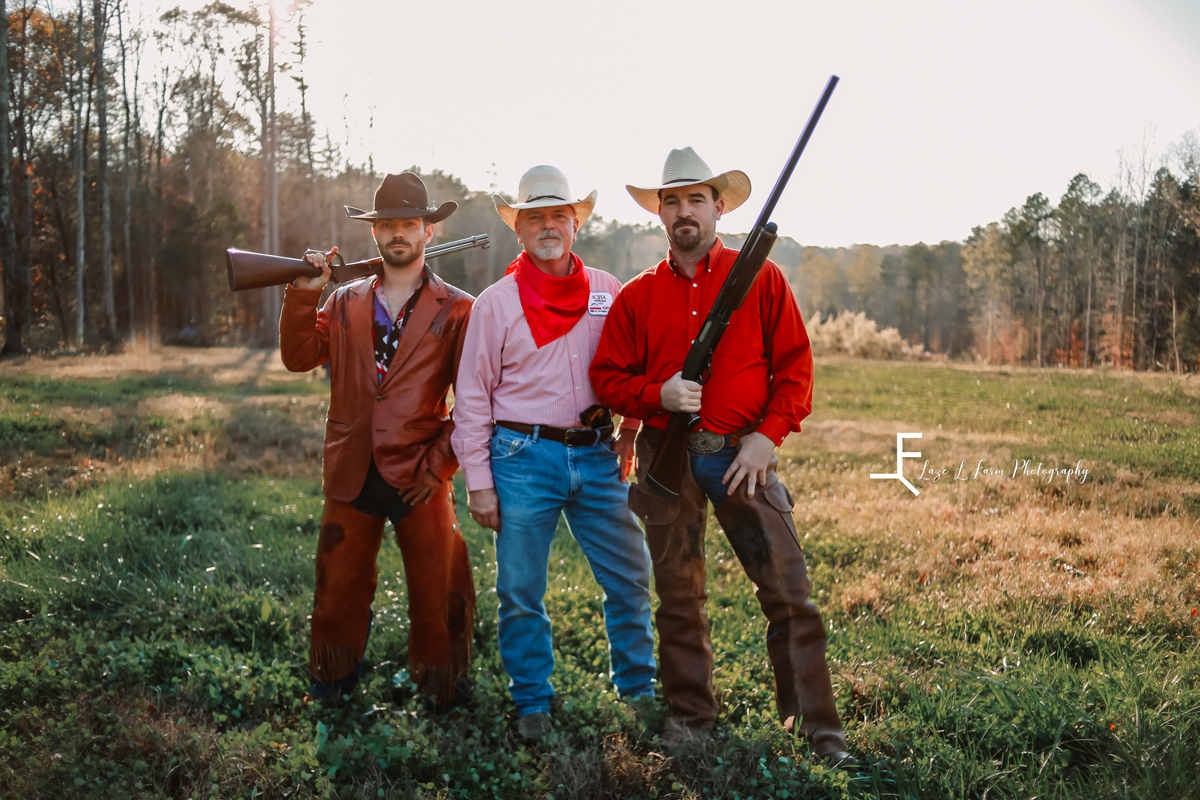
[626,147,751,215]
[494,165,597,231]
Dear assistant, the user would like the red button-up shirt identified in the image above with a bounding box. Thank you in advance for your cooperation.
[589,237,813,446]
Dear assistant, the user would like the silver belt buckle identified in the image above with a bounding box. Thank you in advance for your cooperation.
[686,430,725,453]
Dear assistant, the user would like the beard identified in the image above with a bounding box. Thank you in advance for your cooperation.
[377,235,424,267]
[531,230,565,262]
[668,219,704,254]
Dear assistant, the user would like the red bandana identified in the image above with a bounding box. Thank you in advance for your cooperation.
[506,252,590,348]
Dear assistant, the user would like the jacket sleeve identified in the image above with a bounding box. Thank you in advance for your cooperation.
[590,280,666,421]
[422,298,471,483]
[449,293,504,492]
[279,284,331,372]
[755,262,814,445]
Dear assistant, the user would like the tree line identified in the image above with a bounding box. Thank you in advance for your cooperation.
[765,145,1199,371]
[0,0,1196,373]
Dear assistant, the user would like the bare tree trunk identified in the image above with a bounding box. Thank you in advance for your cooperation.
[294,14,322,241]
[95,0,116,343]
[1083,258,1094,369]
[1172,289,1181,375]
[1034,238,1044,368]
[74,0,87,347]
[149,72,167,349]
[264,4,280,347]
[17,4,33,345]
[117,0,135,347]
[0,0,26,355]
[1113,229,1128,368]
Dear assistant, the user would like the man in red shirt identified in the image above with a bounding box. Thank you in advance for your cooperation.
[590,147,854,766]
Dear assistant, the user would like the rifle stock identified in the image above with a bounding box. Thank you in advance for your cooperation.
[225,233,491,292]
[628,75,838,525]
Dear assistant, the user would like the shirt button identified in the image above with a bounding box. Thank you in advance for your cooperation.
[576,385,581,390]
[692,283,697,287]
[572,354,577,359]
[376,394,383,401]
[692,311,697,315]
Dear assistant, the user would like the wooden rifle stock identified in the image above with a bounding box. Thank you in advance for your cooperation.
[628,75,838,525]
[225,233,491,291]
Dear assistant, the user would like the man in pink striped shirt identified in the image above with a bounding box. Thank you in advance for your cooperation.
[451,166,655,741]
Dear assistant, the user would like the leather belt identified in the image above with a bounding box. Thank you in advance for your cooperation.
[495,420,614,447]
[686,424,758,454]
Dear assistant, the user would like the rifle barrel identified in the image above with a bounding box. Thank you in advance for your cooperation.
[753,75,839,230]
[426,233,491,259]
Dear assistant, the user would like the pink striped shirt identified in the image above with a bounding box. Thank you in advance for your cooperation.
[451,266,634,492]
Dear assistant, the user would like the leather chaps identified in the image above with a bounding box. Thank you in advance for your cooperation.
[635,427,846,756]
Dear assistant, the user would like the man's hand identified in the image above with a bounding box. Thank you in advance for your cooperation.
[660,371,702,413]
[294,246,337,291]
[613,429,636,483]
[468,488,501,532]
[722,432,777,498]
[400,468,442,506]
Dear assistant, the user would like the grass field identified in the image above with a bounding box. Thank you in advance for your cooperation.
[1,350,1198,799]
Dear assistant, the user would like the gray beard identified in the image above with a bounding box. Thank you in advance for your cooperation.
[532,238,564,261]
[379,237,423,267]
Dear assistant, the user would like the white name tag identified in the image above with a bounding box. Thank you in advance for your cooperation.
[588,291,614,316]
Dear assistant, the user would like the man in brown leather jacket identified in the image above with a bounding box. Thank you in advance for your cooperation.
[279,172,476,708]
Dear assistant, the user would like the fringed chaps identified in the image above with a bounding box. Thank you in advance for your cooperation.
[309,484,475,704]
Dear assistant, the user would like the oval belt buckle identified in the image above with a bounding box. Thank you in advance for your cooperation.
[686,430,725,453]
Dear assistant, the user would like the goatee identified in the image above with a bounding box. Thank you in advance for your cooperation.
[669,222,703,254]
[378,236,424,267]
[532,230,564,262]
[532,239,564,261]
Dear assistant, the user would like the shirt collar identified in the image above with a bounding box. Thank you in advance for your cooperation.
[666,237,725,277]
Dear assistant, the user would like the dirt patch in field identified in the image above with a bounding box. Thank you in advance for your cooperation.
[137,394,231,420]
[803,417,1034,457]
[0,346,321,387]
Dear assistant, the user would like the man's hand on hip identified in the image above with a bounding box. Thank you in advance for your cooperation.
[400,468,442,506]
[660,371,702,413]
[294,246,336,291]
[613,429,636,483]
[468,488,501,532]
[722,432,777,498]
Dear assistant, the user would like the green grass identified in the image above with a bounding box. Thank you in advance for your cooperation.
[3,472,1198,798]
[1,361,1198,798]
[812,361,1200,481]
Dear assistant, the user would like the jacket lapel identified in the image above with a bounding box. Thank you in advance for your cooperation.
[379,266,447,391]
[348,278,378,384]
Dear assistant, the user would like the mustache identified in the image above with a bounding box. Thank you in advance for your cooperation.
[536,230,563,241]
[672,219,698,231]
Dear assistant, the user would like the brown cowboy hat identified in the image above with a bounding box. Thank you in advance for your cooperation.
[345,172,457,223]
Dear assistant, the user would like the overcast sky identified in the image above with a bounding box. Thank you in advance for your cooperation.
[151,0,1200,247]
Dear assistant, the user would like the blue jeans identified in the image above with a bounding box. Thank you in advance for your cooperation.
[687,445,739,507]
[490,426,656,716]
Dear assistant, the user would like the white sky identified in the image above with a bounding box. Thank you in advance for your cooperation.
[155,0,1200,247]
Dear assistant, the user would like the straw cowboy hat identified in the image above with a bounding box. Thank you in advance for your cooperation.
[626,147,751,215]
[346,172,457,223]
[494,165,597,231]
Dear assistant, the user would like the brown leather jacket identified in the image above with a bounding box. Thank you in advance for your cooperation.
[279,266,473,502]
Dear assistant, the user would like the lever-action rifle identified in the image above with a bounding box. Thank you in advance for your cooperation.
[225,233,491,292]
[628,75,839,525]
